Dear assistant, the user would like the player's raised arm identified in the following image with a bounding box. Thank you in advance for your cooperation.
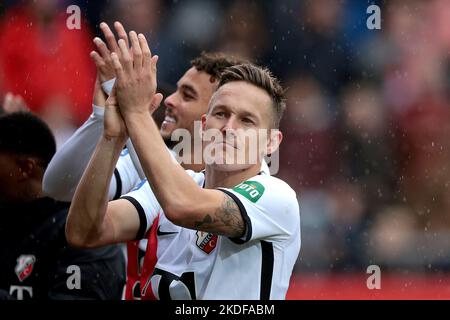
[65,93,140,248]
[42,76,108,201]
[42,22,142,201]
[111,32,248,238]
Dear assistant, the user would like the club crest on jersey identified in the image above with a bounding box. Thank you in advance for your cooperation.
[15,255,36,282]
[196,231,218,254]
[233,181,265,203]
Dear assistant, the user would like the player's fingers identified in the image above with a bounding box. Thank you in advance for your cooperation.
[118,39,133,74]
[93,37,111,61]
[90,50,106,69]
[114,21,129,49]
[150,55,159,75]
[129,31,142,72]
[150,93,164,110]
[111,52,125,82]
[138,33,152,69]
[100,22,120,54]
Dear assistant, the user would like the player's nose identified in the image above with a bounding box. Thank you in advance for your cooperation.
[164,92,178,110]
[221,115,239,132]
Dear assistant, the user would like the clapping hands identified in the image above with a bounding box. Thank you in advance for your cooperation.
[110,30,162,118]
[93,22,163,140]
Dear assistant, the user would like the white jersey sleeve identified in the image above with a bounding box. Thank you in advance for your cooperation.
[119,170,205,239]
[113,146,178,200]
[43,105,144,202]
[120,179,161,240]
[113,149,143,200]
[218,174,300,244]
[43,105,112,201]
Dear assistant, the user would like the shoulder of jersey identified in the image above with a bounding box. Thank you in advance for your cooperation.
[254,174,297,196]
[230,174,298,206]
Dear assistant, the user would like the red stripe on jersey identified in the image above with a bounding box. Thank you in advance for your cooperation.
[124,240,141,300]
[141,214,159,300]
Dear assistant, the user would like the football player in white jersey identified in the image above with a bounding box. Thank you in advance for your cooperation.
[66,31,300,299]
[43,22,253,202]
[42,22,258,299]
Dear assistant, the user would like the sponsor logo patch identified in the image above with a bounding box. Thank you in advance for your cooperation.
[233,180,265,203]
[15,255,36,282]
[195,231,218,254]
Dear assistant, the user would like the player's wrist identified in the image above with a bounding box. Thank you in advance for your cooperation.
[102,131,128,144]
[121,105,151,120]
[122,109,154,132]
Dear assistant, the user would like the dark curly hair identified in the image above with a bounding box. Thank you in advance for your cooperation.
[0,112,56,168]
[191,52,248,83]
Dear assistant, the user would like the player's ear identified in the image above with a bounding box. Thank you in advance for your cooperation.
[16,157,37,181]
[266,129,282,155]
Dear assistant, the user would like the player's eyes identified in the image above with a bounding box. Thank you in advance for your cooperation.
[182,92,194,101]
[215,111,226,118]
[242,117,255,125]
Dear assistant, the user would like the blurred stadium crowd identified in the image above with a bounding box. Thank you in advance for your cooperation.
[1,0,450,279]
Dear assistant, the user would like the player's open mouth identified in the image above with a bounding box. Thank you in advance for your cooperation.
[162,115,176,125]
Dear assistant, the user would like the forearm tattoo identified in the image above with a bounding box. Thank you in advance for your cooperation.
[194,195,245,237]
